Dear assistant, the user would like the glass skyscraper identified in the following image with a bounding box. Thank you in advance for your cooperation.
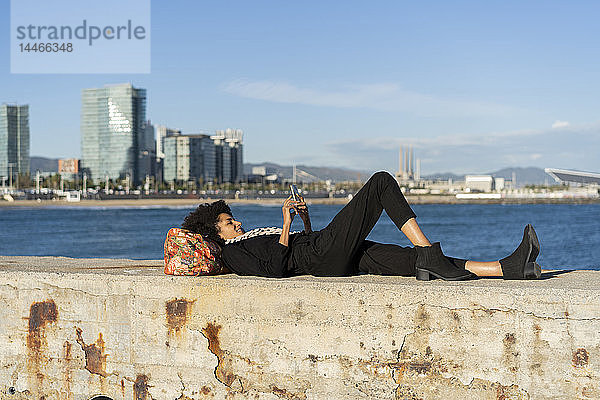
[0,104,30,185]
[81,83,146,184]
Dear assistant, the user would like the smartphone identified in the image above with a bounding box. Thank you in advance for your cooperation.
[289,184,300,214]
[290,184,301,201]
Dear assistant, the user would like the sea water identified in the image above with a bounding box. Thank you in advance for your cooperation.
[0,203,598,269]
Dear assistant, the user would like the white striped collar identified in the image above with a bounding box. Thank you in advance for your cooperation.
[225,227,301,244]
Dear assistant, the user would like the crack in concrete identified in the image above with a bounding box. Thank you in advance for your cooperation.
[177,372,186,398]
[0,283,20,291]
[10,282,597,324]
[398,332,410,353]
[352,299,600,322]
[392,332,413,388]
[425,303,600,322]
[2,282,133,299]
[353,381,371,398]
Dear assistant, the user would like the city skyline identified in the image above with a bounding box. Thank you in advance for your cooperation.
[2,1,600,174]
[76,82,245,186]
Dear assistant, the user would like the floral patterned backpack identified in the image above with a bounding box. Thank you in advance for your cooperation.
[163,228,225,276]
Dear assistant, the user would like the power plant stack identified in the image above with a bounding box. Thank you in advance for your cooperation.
[396,145,420,184]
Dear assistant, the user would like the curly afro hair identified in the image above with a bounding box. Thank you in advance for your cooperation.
[182,200,232,246]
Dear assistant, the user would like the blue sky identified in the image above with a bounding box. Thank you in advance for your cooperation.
[2,0,600,174]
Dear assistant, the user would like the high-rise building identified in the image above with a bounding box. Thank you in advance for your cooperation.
[0,104,30,186]
[141,120,155,154]
[81,83,146,184]
[139,120,156,180]
[155,125,181,160]
[212,132,231,184]
[163,134,216,184]
[212,128,243,183]
[155,125,181,183]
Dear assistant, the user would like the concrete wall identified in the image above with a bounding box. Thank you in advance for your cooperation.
[0,256,598,400]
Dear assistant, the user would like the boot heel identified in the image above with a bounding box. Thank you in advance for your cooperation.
[524,262,541,279]
[416,269,431,281]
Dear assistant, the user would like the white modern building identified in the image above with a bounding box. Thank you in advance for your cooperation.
[465,175,494,192]
[163,134,216,183]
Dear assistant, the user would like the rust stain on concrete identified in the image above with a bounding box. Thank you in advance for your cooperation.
[28,300,58,332]
[271,385,306,400]
[529,323,550,375]
[203,323,222,358]
[503,333,516,346]
[393,324,529,399]
[75,327,109,377]
[581,385,598,398]
[134,374,150,400]
[201,385,212,395]
[406,361,432,375]
[415,304,429,325]
[572,348,589,367]
[63,340,72,360]
[502,333,519,373]
[496,383,525,400]
[166,298,194,335]
[27,299,58,351]
[62,340,74,400]
[201,322,240,388]
[26,299,58,397]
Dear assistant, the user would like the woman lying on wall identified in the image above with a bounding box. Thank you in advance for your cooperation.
[181,171,541,281]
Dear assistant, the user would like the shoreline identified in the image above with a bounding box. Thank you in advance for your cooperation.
[1,196,598,207]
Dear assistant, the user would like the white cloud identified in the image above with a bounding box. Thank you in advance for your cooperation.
[552,120,570,129]
[221,79,516,117]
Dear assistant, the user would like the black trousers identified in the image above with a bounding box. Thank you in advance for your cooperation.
[292,171,420,277]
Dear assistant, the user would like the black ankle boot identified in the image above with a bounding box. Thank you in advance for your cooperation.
[415,243,476,281]
[500,224,541,280]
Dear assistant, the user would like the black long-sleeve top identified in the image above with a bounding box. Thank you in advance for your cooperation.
[221,234,298,278]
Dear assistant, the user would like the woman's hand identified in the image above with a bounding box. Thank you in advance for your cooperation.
[280,196,295,246]
[282,196,296,227]
[296,196,312,233]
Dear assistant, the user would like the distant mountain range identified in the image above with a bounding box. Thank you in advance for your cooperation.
[31,157,59,172]
[31,156,556,186]
[246,163,556,186]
